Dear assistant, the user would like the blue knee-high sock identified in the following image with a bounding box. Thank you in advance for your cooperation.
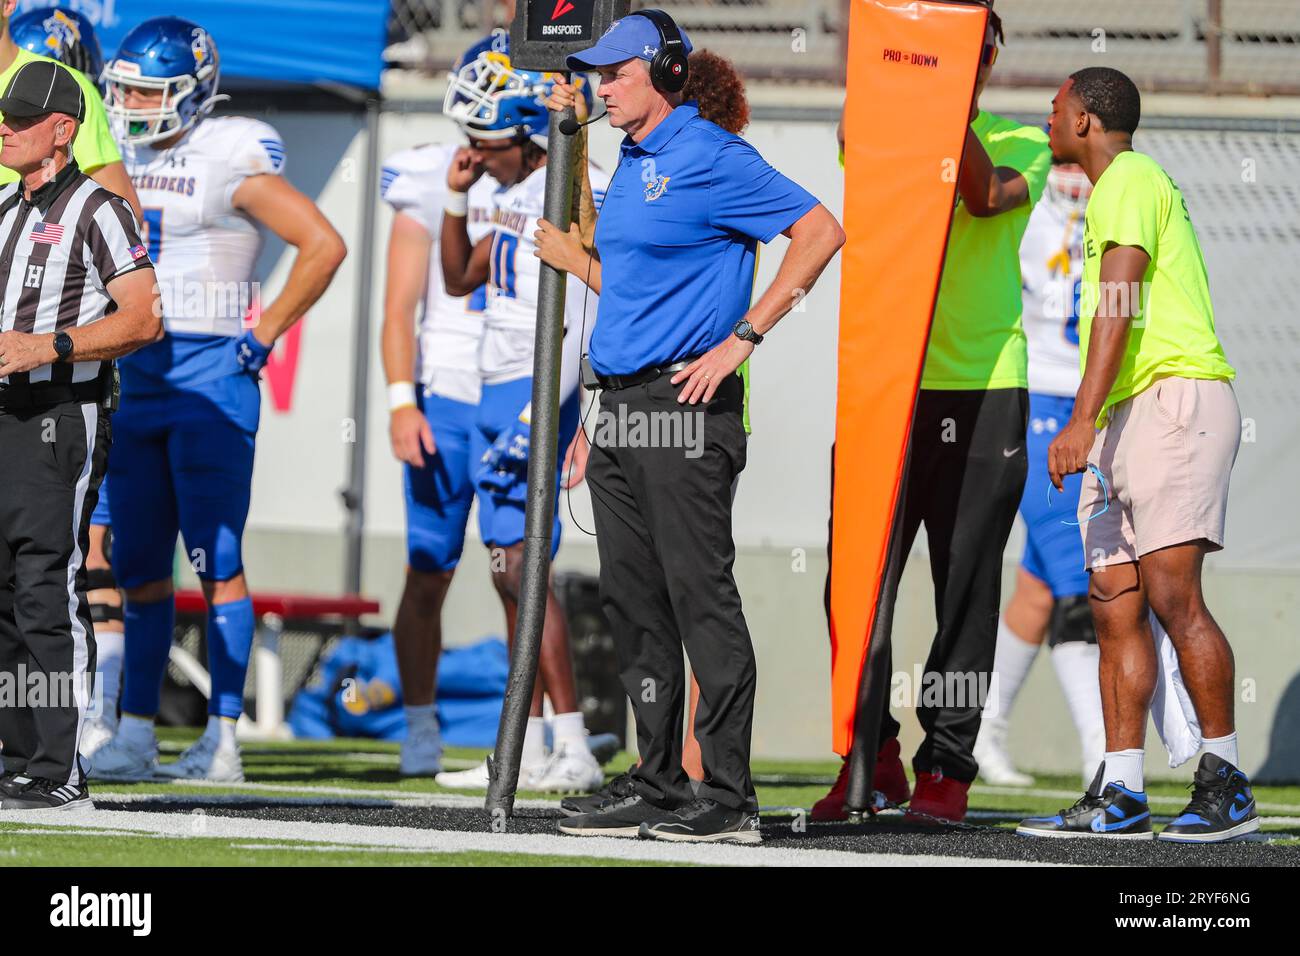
[207,597,255,720]
[120,596,175,718]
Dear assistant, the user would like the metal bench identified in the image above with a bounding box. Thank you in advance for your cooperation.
[171,591,381,740]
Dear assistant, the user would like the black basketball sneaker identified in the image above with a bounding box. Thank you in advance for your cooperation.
[1158,753,1260,843]
[1017,764,1152,839]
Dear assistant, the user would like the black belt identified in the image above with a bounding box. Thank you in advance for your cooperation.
[592,359,695,392]
[0,378,104,411]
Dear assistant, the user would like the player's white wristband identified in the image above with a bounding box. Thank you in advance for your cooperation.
[444,191,468,217]
[388,381,418,412]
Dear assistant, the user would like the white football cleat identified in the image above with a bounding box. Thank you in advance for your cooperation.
[155,734,244,783]
[400,724,443,777]
[435,757,549,791]
[434,759,492,790]
[974,717,1034,787]
[79,715,118,759]
[525,743,604,793]
[87,731,159,781]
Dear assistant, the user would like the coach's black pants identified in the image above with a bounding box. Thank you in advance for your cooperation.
[587,371,757,812]
[828,388,1027,784]
[0,399,107,786]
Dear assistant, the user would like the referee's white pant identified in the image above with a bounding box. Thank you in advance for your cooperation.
[0,398,107,786]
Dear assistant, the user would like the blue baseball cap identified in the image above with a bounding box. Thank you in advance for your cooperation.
[565,14,693,71]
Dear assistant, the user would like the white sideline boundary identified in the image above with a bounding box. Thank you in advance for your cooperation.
[91,779,556,809]
[0,808,1061,867]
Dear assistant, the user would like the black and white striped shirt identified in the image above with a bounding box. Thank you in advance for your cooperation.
[0,160,152,386]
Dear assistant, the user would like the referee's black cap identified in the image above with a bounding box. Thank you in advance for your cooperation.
[0,59,86,123]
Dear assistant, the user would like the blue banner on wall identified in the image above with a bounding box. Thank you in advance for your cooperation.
[14,0,390,90]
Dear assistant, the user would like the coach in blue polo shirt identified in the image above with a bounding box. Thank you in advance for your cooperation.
[550,10,845,844]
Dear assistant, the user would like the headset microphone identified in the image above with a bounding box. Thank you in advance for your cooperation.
[559,109,607,136]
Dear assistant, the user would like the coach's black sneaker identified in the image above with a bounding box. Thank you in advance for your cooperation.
[560,766,636,817]
[1159,753,1260,843]
[0,771,32,798]
[1017,765,1151,840]
[557,794,678,838]
[0,776,92,811]
[639,797,762,845]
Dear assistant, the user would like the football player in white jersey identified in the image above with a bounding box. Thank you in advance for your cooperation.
[974,161,1105,787]
[88,17,346,782]
[380,142,497,777]
[430,52,609,792]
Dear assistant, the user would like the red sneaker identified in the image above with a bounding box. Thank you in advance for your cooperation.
[874,737,911,807]
[810,739,912,821]
[905,768,970,824]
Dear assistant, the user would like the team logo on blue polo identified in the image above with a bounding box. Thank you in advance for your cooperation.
[644,175,670,202]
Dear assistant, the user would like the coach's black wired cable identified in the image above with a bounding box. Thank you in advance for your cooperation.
[559,150,609,539]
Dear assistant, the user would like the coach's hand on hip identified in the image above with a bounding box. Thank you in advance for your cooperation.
[671,334,753,405]
[0,331,58,375]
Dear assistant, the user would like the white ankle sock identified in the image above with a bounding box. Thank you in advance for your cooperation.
[983,618,1040,720]
[1102,749,1145,793]
[551,711,587,752]
[1051,641,1105,777]
[205,715,237,749]
[523,716,546,768]
[1202,732,1239,767]
[119,713,156,748]
[94,629,124,722]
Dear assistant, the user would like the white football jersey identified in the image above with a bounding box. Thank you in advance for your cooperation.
[382,144,496,405]
[1020,186,1088,397]
[120,115,284,337]
[480,162,609,384]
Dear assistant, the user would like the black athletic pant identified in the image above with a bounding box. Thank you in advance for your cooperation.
[0,399,108,786]
[826,388,1027,784]
[587,371,757,812]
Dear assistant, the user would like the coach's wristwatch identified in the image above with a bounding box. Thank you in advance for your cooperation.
[733,320,764,345]
[53,332,73,364]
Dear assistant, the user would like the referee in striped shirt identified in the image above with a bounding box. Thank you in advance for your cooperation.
[0,60,160,810]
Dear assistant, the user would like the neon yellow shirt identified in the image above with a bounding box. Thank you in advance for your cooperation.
[1080,150,1233,425]
[921,111,1051,390]
[0,48,122,185]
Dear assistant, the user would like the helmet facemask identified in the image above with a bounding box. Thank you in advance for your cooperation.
[103,59,221,146]
[444,52,532,132]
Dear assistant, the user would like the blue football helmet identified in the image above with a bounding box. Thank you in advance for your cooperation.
[103,16,221,146]
[443,48,589,150]
[10,7,104,88]
[452,27,510,73]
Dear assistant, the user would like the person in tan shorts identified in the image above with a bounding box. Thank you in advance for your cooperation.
[1016,66,1258,844]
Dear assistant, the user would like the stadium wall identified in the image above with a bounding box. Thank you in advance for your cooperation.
[198,95,1300,780]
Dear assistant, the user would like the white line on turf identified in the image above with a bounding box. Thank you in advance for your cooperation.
[0,809,1063,867]
[91,779,556,809]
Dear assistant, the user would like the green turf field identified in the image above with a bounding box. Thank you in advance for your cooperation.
[1,731,1295,866]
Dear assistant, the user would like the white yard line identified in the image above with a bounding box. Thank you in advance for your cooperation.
[0,808,1060,867]
[91,779,556,809]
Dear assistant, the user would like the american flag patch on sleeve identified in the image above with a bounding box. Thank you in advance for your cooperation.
[30,221,64,244]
